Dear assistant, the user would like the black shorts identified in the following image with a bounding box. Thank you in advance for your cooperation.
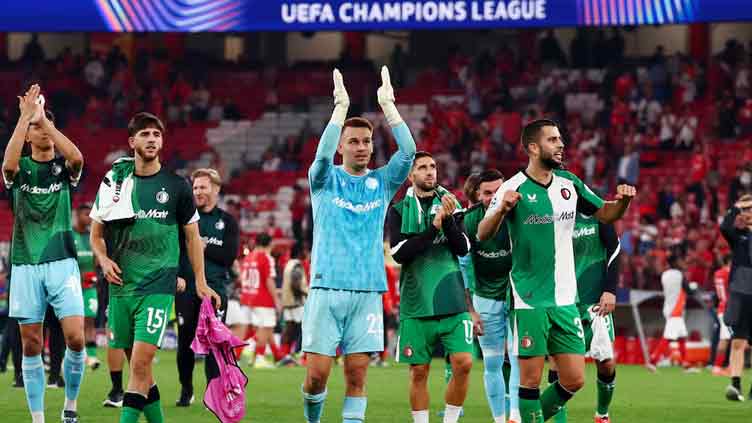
[723,292,752,340]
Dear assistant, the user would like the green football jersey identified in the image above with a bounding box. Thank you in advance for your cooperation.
[6,156,78,265]
[463,203,512,301]
[573,214,614,305]
[72,230,95,274]
[93,168,197,297]
[393,197,467,319]
[485,169,604,309]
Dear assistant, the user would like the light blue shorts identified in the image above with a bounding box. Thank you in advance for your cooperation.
[473,295,511,355]
[302,288,384,356]
[9,258,83,325]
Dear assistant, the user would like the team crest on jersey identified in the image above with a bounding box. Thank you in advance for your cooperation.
[156,189,169,204]
[215,219,225,230]
[365,177,378,190]
[560,188,571,200]
[51,163,62,176]
[403,345,414,358]
[521,336,534,349]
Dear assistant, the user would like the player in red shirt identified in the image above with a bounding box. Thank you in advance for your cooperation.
[240,233,280,368]
[712,256,732,376]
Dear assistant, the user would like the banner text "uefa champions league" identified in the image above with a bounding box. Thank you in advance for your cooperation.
[281,1,547,25]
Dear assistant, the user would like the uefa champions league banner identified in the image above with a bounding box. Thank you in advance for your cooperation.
[2,0,751,32]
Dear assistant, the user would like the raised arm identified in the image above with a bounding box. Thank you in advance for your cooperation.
[379,66,416,188]
[720,203,745,246]
[40,115,83,181]
[478,189,520,241]
[594,184,636,224]
[309,69,349,192]
[3,85,40,186]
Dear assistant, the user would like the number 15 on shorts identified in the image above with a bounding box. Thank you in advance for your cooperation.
[146,307,165,334]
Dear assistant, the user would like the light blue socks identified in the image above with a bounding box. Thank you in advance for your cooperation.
[483,353,506,419]
[63,348,86,410]
[22,354,45,420]
[303,387,327,423]
[343,396,367,423]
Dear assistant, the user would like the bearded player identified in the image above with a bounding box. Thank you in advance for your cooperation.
[478,119,635,423]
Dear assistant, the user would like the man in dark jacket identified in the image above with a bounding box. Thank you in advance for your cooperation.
[720,194,752,401]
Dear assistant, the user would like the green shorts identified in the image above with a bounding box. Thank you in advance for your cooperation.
[108,294,173,349]
[397,312,474,364]
[578,303,615,354]
[512,305,585,357]
[83,287,98,318]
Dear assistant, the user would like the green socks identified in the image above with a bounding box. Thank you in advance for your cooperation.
[120,392,146,423]
[596,371,616,416]
[143,384,164,423]
[541,382,574,421]
[519,387,543,423]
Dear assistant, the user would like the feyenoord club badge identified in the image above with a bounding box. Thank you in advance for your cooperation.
[560,187,571,200]
[521,336,534,349]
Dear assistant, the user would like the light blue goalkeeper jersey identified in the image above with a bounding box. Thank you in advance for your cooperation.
[309,122,415,292]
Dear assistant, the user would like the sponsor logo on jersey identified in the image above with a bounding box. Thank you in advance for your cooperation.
[215,219,225,230]
[523,211,575,225]
[526,193,537,203]
[561,187,572,200]
[332,196,382,213]
[156,189,169,204]
[477,249,511,259]
[203,236,224,246]
[573,226,596,239]
[365,177,379,190]
[136,209,169,219]
[19,182,63,194]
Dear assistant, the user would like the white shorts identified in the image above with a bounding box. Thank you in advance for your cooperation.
[663,316,688,340]
[251,306,277,328]
[719,313,732,341]
[283,306,304,323]
[226,300,252,326]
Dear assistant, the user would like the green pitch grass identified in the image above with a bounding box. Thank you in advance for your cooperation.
[1,352,749,422]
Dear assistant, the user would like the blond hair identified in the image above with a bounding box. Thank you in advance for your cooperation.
[191,168,222,186]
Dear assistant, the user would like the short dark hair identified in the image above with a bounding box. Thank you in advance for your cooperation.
[256,233,272,247]
[463,173,481,203]
[521,119,559,151]
[478,169,504,184]
[342,117,374,133]
[412,151,433,168]
[128,112,165,137]
[667,254,683,269]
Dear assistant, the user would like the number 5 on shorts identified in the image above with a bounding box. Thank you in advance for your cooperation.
[146,307,165,334]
